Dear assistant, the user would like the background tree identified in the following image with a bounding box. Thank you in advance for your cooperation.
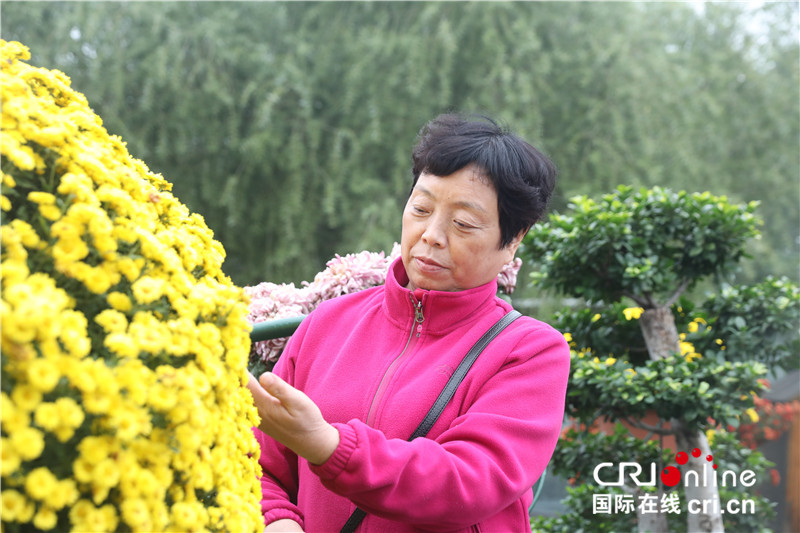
[1,1,797,287]
[523,186,799,532]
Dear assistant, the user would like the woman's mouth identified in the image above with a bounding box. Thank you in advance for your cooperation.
[414,256,446,273]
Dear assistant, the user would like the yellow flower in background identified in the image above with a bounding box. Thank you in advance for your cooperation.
[52,397,86,441]
[33,402,60,432]
[106,291,132,312]
[94,309,128,333]
[171,501,208,530]
[680,340,702,362]
[622,306,644,321]
[1,490,26,522]
[1,40,261,532]
[11,384,43,412]
[103,332,140,358]
[26,192,56,205]
[26,359,61,392]
[10,427,45,461]
[686,317,708,334]
[7,219,41,249]
[131,275,167,304]
[746,407,760,423]
[33,505,58,530]
[120,498,151,531]
[0,443,22,477]
[24,467,58,501]
[51,479,80,510]
[115,257,142,282]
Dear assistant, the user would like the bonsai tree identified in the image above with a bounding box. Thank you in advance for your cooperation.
[523,186,798,532]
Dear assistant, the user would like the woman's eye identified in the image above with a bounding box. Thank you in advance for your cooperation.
[413,206,428,214]
[454,220,473,229]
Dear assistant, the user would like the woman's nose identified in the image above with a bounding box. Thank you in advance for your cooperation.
[421,216,446,248]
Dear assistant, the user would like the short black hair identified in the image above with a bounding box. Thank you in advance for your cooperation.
[411,113,557,248]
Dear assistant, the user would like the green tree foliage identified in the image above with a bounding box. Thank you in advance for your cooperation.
[2,2,797,287]
[566,352,766,432]
[553,276,800,369]
[525,186,761,306]
[523,187,798,531]
[692,277,800,369]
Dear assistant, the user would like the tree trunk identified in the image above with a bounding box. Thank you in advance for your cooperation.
[636,487,669,533]
[673,419,725,532]
[638,306,681,359]
[639,306,725,533]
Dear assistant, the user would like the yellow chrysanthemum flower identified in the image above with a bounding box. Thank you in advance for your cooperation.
[131,275,167,304]
[106,291,133,312]
[94,309,128,333]
[11,384,42,412]
[26,359,61,392]
[10,426,45,461]
[33,506,58,530]
[120,498,151,530]
[0,490,27,522]
[0,441,22,477]
[2,40,261,532]
[24,467,58,501]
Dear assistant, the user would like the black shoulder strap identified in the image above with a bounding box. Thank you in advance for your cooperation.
[340,309,522,533]
[409,309,522,440]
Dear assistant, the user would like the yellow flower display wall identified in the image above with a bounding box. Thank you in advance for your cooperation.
[0,41,263,532]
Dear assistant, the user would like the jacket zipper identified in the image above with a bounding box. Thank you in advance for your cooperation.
[411,293,425,337]
[365,293,425,426]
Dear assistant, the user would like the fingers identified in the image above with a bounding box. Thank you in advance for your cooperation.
[246,372,282,430]
[258,372,280,395]
[247,373,339,464]
[258,372,301,408]
[246,371,263,395]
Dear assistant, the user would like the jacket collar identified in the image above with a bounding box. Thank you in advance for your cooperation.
[382,257,499,336]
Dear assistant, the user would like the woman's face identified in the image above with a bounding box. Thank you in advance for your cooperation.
[401,165,522,292]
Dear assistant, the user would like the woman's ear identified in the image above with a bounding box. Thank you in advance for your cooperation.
[504,229,527,261]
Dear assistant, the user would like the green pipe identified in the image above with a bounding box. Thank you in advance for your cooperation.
[531,469,547,510]
[249,316,305,342]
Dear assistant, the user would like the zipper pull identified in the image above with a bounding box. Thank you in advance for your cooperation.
[410,294,425,337]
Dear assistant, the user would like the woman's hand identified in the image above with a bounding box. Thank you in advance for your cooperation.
[247,372,340,465]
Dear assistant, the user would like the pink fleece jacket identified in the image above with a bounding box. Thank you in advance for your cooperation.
[254,258,570,532]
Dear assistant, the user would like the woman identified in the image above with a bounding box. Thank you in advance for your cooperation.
[247,114,570,532]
